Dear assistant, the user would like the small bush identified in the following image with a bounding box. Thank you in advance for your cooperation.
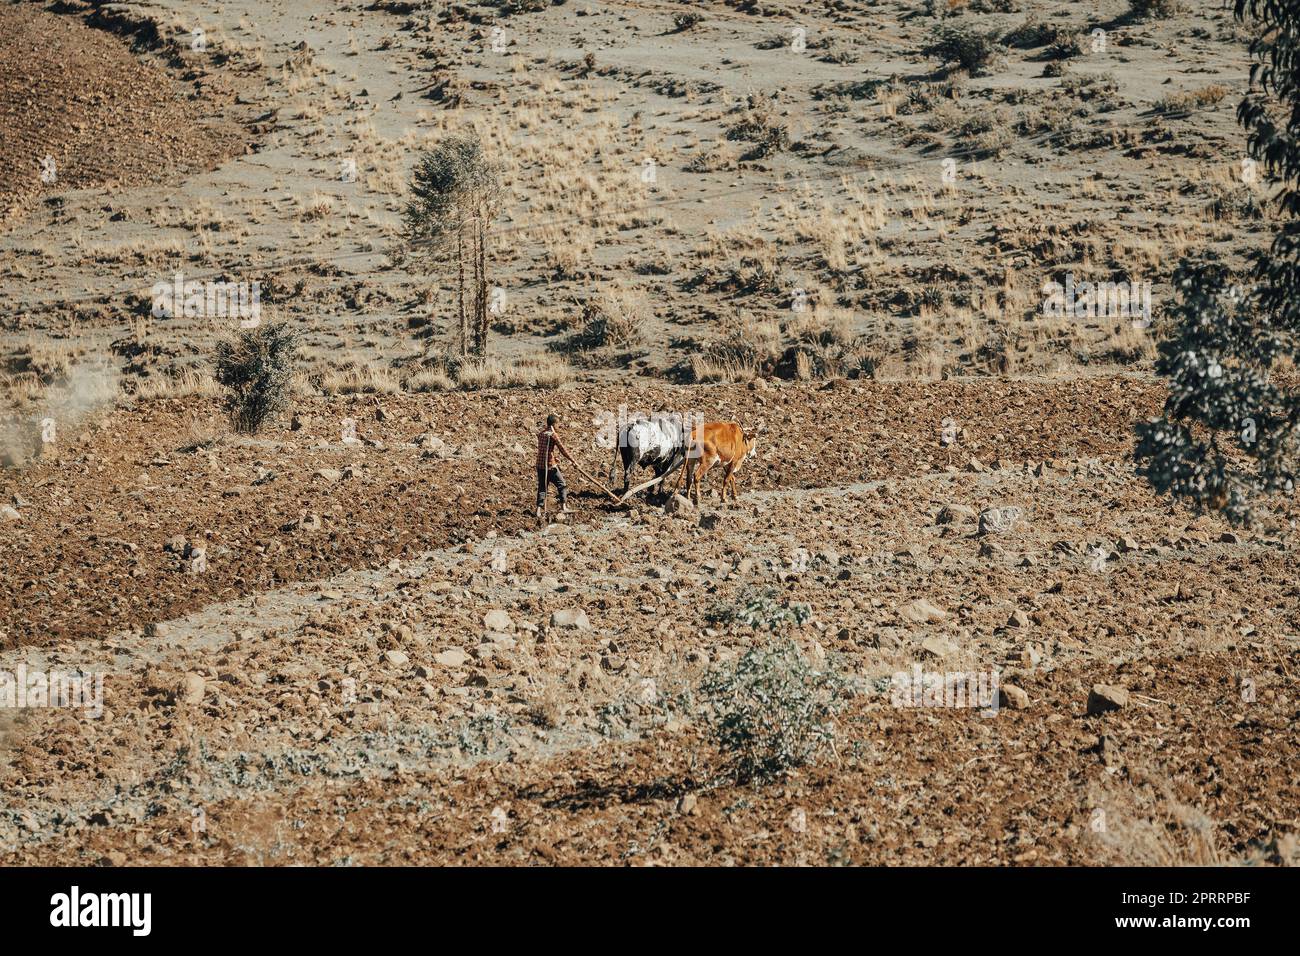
[1155,84,1231,114]
[725,96,791,158]
[213,323,298,433]
[1128,0,1180,19]
[812,37,860,64]
[699,637,845,784]
[707,588,812,631]
[932,102,1014,157]
[564,291,645,351]
[672,11,703,31]
[1045,32,1086,60]
[1060,72,1123,111]
[923,25,1005,75]
[691,314,782,382]
[1003,17,1058,48]
[686,140,740,173]
[786,307,854,347]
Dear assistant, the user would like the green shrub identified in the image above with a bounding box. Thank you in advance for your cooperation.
[922,25,1005,75]
[1128,0,1181,19]
[699,638,845,784]
[213,322,298,433]
[1133,0,1299,514]
[707,588,811,631]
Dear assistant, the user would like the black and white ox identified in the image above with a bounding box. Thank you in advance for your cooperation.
[610,411,693,500]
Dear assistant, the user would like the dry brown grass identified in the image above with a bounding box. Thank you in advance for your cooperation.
[318,361,401,396]
[404,367,455,393]
[131,368,221,401]
[1088,779,1222,866]
[1155,84,1231,114]
[691,312,782,383]
[455,354,572,391]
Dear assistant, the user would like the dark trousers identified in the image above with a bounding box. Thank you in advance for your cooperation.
[536,466,567,508]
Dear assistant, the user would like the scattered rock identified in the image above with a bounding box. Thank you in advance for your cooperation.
[416,433,449,456]
[434,649,470,667]
[999,684,1030,709]
[178,673,205,705]
[979,507,1023,536]
[936,503,976,525]
[664,494,696,516]
[0,505,20,522]
[484,609,513,631]
[384,649,410,667]
[898,598,946,624]
[1087,683,1129,716]
[288,513,322,534]
[919,635,952,658]
[550,608,591,630]
[1007,609,1030,628]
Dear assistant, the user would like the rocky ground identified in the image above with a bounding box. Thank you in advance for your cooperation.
[2,378,1297,865]
[0,2,251,225]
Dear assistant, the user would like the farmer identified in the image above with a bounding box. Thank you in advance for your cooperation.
[536,413,575,517]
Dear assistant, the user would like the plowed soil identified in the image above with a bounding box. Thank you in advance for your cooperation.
[2,378,1297,866]
[0,2,248,224]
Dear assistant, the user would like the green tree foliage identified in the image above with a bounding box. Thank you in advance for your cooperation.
[402,136,502,358]
[699,638,844,784]
[1135,0,1300,523]
[213,322,299,434]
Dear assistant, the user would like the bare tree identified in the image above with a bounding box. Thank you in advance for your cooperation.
[402,135,502,358]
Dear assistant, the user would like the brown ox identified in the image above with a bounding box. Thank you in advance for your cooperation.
[670,421,760,505]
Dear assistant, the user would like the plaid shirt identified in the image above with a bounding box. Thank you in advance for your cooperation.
[537,428,560,469]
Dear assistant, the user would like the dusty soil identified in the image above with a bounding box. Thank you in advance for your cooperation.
[0,0,1273,382]
[2,377,1298,865]
[0,2,252,225]
[1,375,1162,647]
